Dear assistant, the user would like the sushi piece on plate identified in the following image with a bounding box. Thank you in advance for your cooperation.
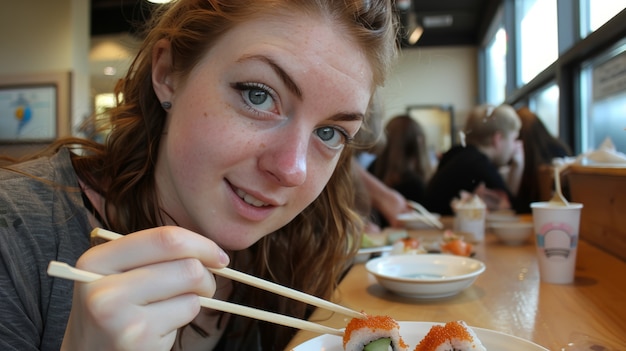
[413,320,486,351]
[343,314,409,351]
[390,237,426,255]
[440,231,473,257]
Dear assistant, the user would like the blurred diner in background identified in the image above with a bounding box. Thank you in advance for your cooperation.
[424,104,523,216]
[515,106,573,213]
[367,114,433,227]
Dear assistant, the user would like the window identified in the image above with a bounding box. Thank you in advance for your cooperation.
[528,82,559,137]
[581,0,626,37]
[517,0,558,84]
[485,26,507,105]
[580,40,626,153]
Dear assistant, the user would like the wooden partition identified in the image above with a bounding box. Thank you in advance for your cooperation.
[567,165,626,261]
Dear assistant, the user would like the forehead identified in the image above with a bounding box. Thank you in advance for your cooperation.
[197,11,374,108]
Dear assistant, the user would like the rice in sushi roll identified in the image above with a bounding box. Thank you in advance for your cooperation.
[413,320,486,351]
[343,314,408,351]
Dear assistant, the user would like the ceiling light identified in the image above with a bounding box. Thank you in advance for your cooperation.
[147,0,172,3]
[408,26,424,45]
[103,66,117,76]
[405,11,423,45]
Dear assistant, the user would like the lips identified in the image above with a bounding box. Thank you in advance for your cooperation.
[235,188,270,207]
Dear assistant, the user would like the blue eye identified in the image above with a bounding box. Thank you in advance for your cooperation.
[247,89,269,106]
[315,126,350,149]
[234,82,277,113]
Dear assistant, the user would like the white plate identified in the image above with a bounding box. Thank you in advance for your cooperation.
[291,321,548,351]
[366,254,485,298]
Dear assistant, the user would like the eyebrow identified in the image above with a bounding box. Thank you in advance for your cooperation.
[329,112,365,123]
[238,54,303,99]
[238,54,364,123]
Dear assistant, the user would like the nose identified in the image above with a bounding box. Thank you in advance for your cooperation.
[259,130,308,187]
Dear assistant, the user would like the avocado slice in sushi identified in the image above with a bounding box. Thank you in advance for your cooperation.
[363,338,391,351]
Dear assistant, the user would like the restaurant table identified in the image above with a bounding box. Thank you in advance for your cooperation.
[285,216,626,350]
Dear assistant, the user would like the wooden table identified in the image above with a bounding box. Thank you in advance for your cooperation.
[285,216,626,350]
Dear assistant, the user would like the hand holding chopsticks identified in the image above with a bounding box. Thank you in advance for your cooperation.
[48,227,364,336]
[47,261,343,336]
[93,228,363,320]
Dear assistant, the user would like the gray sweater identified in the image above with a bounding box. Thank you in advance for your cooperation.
[0,149,92,350]
[0,150,263,350]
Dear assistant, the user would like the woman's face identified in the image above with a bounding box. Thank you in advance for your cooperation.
[494,130,520,166]
[154,13,373,250]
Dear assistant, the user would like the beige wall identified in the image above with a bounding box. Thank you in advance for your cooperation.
[0,1,73,74]
[381,46,478,130]
[0,0,90,157]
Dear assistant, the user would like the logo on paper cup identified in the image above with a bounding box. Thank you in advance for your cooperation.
[536,222,577,258]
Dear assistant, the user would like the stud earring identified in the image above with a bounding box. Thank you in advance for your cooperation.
[161,101,172,110]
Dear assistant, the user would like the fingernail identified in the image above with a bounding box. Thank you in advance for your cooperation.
[218,249,230,266]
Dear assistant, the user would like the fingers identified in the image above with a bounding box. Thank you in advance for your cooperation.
[96,258,218,304]
[81,287,199,351]
[63,226,230,351]
[77,226,229,275]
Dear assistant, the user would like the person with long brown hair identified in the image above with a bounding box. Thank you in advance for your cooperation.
[0,1,399,350]
[368,114,433,226]
[515,106,572,213]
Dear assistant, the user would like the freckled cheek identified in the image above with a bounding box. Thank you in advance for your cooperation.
[167,119,232,177]
[168,136,209,187]
[305,155,341,198]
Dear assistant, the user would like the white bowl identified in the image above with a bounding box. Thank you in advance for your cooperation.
[490,222,534,245]
[396,212,441,229]
[365,254,485,299]
[486,210,519,223]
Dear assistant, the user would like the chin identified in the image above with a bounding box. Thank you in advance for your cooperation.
[216,231,270,252]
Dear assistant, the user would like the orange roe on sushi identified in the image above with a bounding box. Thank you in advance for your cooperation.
[343,314,409,349]
[413,321,476,351]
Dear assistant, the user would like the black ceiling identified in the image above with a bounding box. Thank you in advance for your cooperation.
[91,0,501,47]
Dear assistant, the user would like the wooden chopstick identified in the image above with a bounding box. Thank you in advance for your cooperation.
[408,200,444,229]
[92,228,365,320]
[357,245,393,255]
[47,261,343,336]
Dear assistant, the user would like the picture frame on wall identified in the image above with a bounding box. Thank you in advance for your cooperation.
[0,72,70,143]
[406,104,455,158]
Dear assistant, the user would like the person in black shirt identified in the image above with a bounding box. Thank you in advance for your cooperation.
[424,104,523,215]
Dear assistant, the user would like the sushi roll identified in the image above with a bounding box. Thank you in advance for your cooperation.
[440,231,473,257]
[390,237,425,255]
[343,314,408,351]
[413,320,486,351]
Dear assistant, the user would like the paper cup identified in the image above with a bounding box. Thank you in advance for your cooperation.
[531,201,583,284]
[453,207,486,242]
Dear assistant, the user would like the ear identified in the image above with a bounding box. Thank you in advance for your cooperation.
[152,39,176,104]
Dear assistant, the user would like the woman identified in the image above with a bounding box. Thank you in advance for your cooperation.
[516,106,572,213]
[368,115,433,226]
[0,0,398,350]
[369,115,433,201]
